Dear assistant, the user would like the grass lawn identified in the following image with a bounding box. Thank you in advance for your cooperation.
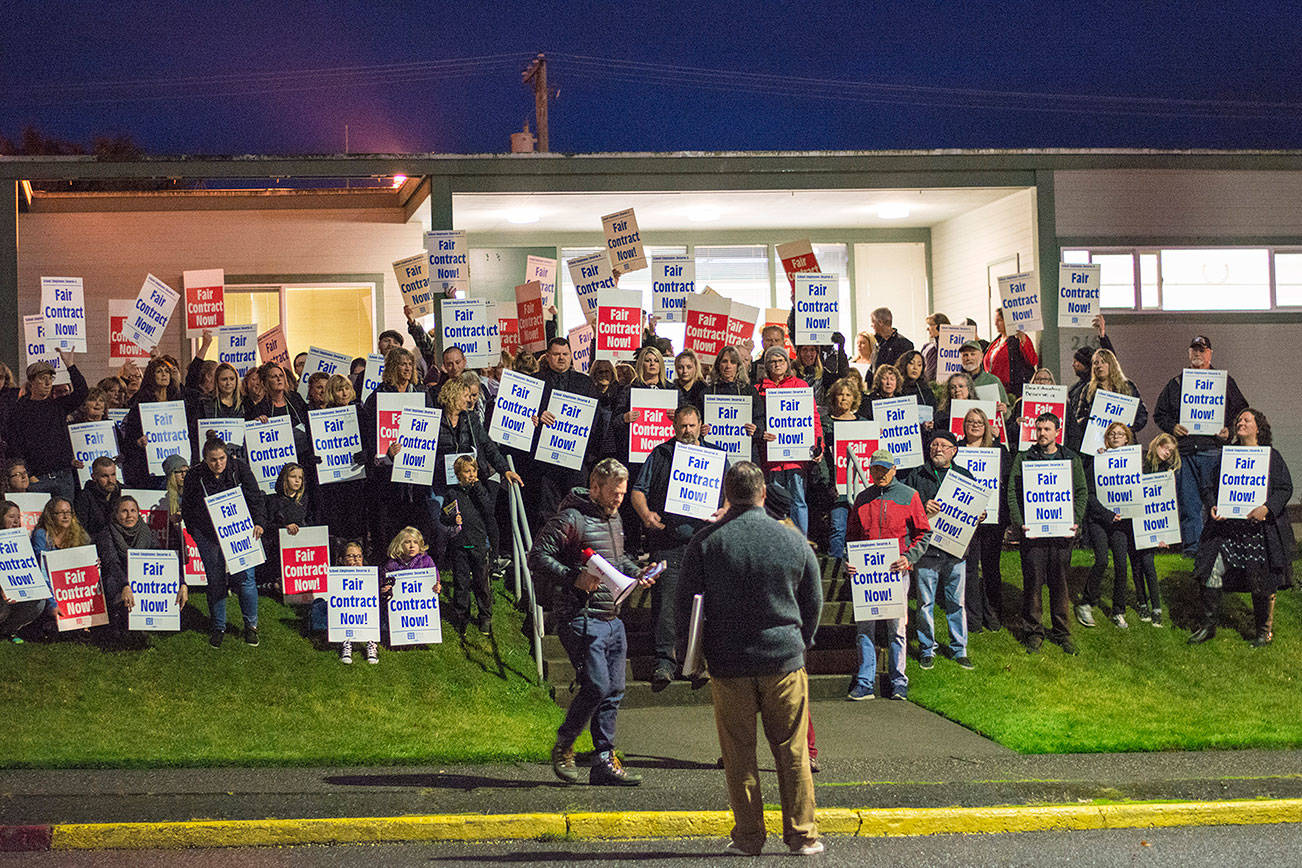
[0,583,570,768]
[910,550,1302,754]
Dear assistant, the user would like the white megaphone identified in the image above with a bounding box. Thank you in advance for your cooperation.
[581,548,662,606]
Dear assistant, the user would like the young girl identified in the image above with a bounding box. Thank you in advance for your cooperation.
[375,527,441,663]
[1131,433,1180,627]
[441,455,498,634]
[333,540,368,663]
[264,463,313,593]
[1080,421,1139,628]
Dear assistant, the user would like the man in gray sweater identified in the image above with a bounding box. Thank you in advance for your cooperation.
[677,461,824,857]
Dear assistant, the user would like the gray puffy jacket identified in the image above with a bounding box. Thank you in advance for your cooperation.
[528,487,640,621]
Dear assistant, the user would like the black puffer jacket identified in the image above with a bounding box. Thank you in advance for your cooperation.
[180,455,266,543]
[527,487,640,621]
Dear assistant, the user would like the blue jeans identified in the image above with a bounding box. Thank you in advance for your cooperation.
[853,571,909,697]
[28,468,75,502]
[768,468,808,536]
[916,557,967,658]
[1177,450,1219,555]
[193,530,259,633]
[556,615,627,754]
[827,504,848,560]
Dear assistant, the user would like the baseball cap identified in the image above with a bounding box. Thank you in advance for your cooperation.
[26,361,55,380]
[869,449,896,469]
[1190,335,1212,350]
[959,340,983,353]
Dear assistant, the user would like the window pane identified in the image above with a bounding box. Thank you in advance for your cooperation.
[1139,253,1159,308]
[695,243,771,311]
[812,243,852,345]
[1093,254,1136,309]
[1061,249,1091,264]
[283,285,373,359]
[1275,252,1302,307]
[1160,249,1270,310]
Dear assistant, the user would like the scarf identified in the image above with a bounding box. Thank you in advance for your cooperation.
[109,518,156,559]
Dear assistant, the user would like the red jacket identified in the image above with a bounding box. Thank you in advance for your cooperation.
[757,374,824,471]
[983,332,1039,391]
[847,479,931,565]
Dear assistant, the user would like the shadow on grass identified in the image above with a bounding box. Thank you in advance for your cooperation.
[323,771,569,790]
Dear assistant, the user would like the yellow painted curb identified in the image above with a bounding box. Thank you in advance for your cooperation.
[566,808,862,839]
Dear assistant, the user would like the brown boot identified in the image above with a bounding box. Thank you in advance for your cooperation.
[1252,593,1275,647]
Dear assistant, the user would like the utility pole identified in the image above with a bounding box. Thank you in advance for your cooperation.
[522,53,549,152]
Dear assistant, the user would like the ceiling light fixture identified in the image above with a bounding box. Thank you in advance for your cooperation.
[506,208,541,224]
[876,203,911,220]
[391,174,408,188]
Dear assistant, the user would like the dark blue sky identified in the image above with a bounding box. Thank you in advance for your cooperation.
[4,1,1301,155]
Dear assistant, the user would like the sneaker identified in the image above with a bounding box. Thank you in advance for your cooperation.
[1075,604,1096,628]
[209,630,223,648]
[809,754,821,774]
[243,626,259,646]
[888,691,908,701]
[724,841,761,856]
[651,667,674,692]
[1252,631,1274,648]
[478,619,493,635]
[1151,609,1164,628]
[590,752,642,786]
[791,840,825,856]
[919,655,935,670]
[9,636,22,644]
[1138,604,1153,623]
[955,656,975,670]
[1059,638,1079,656]
[1111,613,1128,629]
[366,641,379,664]
[551,743,579,784]
[846,684,875,701]
[340,641,353,664]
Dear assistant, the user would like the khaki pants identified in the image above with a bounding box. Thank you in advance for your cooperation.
[711,668,818,852]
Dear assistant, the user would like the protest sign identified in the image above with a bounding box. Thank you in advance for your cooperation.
[121,490,166,528]
[217,324,259,376]
[525,254,557,305]
[568,323,594,373]
[425,229,469,297]
[441,298,500,368]
[1018,383,1068,451]
[8,493,47,534]
[127,549,182,632]
[764,308,797,358]
[602,207,646,274]
[535,390,598,470]
[204,486,265,573]
[327,566,380,643]
[108,408,128,426]
[280,525,329,599]
[847,539,907,621]
[568,251,616,325]
[765,387,816,462]
[360,353,384,401]
[937,324,977,378]
[489,370,545,450]
[664,443,725,520]
[652,254,694,323]
[998,271,1042,333]
[182,269,225,334]
[1179,368,1228,435]
[515,281,548,353]
[23,314,69,386]
[257,324,290,366]
[834,420,879,497]
[387,568,443,646]
[46,545,107,631]
[1217,446,1271,518]
[793,273,840,344]
[954,447,1002,526]
[195,417,244,454]
[393,252,432,317]
[181,523,207,586]
[245,416,297,493]
[140,400,190,476]
[122,274,180,352]
[310,406,364,484]
[929,471,990,558]
[595,288,642,363]
[443,451,474,486]
[703,394,753,460]
[872,396,923,469]
[628,388,678,464]
[975,382,1003,405]
[376,392,424,456]
[776,239,820,291]
[949,398,1007,445]
[109,299,152,366]
[684,290,731,359]
[68,421,119,487]
[1080,388,1139,456]
[1022,460,1075,538]
[0,527,51,603]
[1094,445,1143,519]
[1135,471,1181,549]
[726,299,760,349]
[1058,263,1100,328]
[40,277,86,352]
[297,347,351,399]
[392,406,442,486]
[496,301,520,356]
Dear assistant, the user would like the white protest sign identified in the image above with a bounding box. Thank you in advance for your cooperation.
[141,401,190,476]
[122,274,180,352]
[195,417,244,453]
[361,353,385,401]
[929,471,990,558]
[327,566,380,643]
[765,387,816,462]
[183,268,225,334]
[1018,383,1068,451]
[938,324,977,378]
[0,527,51,603]
[703,394,752,460]
[1058,263,1100,328]
[954,447,1002,526]
[683,289,731,359]
[217,324,259,376]
[792,273,840,345]
[441,298,500,368]
[245,416,297,493]
[1179,368,1228,435]
[568,251,616,325]
[652,254,694,323]
[280,525,330,599]
[391,406,442,486]
[998,271,1042,333]
[310,406,365,484]
[568,323,594,373]
[297,347,351,399]
[975,382,1003,405]
[628,388,678,464]
[1022,459,1075,538]
[490,370,545,450]
[425,230,469,297]
[40,276,86,352]
[872,396,923,469]
[444,451,474,486]
[68,421,119,487]
[127,550,182,632]
[387,567,443,646]
[393,252,433,317]
[949,399,1008,446]
[376,392,425,456]
[181,523,207,586]
[1135,471,1181,550]
[23,314,69,386]
[847,539,908,621]
[1094,445,1143,519]
[204,486,265,574]
[535,390,598,470]
[525,254,558,306]
[595,288,643,363]
[46,545,107,631]
[1217,446,1271,519]
[602,207,647,274]
[834,420,879,498]
[110,299,152,366]
[1080,389,1139,456]
[664,443,725,520]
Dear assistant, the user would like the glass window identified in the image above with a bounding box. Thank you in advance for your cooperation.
[1160,249,1269,311]
[283,285,375,359]
[1139,253,1160,308]
[1094,253,1137,309]
[1275,252,1302,307]
[1061,249,1091,264]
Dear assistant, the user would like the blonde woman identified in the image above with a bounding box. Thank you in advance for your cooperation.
[1068,349,1148,451]
[959,407,1011,633]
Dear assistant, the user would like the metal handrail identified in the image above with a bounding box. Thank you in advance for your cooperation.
[845,444,873,503]
[505,456,544,684]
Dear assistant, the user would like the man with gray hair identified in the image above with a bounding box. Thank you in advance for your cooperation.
[871,307,914,370]
[677,461,824,856]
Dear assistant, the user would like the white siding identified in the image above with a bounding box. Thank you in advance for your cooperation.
[853,242,928,338]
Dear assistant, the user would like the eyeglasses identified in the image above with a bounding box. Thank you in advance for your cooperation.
[52,510,73,517]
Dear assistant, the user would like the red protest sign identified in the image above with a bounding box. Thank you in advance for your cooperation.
[726,300,760,350]
[47,545,108,631]
[281,526,329,598]
[182,269,225,335]
[182,524,207,586]
[595,289,642,363]
[499,313,520,357]
[684,290,731,360]
[109,300,152,366]
[628,388,677,463]
[834,421,879,495]
[776,240,820,293]
[258,325,291,366]
[515,281,547,353]
[1017,384,1067,450]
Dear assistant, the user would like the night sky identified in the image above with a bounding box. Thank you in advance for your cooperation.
[4,1,1302,156]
